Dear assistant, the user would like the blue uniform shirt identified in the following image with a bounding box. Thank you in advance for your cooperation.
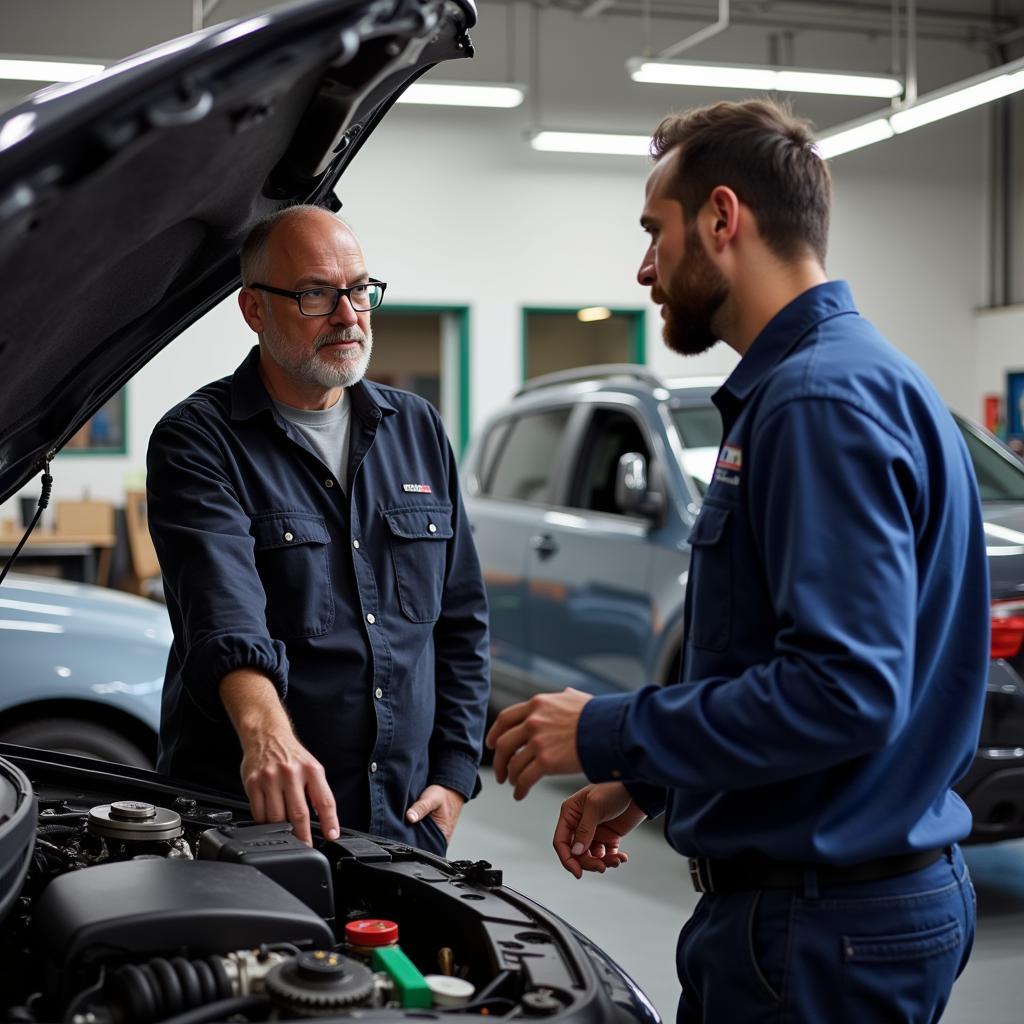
[578,281,990,864]
[148,346,490,854]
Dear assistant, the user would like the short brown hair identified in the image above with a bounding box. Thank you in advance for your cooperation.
[651,99,831,265]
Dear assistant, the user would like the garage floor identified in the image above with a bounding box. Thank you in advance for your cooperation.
[449,769,1024,1024]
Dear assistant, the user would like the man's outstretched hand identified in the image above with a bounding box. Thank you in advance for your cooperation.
[485,688,592,799]
[554,782,647,879]
[220,669,340,846]
[238,726,339,846]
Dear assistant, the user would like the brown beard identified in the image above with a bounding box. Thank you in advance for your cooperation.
[661,222,728,357]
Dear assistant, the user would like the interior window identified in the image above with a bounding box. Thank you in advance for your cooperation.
[571,408,652,515]
[488,409,571,503]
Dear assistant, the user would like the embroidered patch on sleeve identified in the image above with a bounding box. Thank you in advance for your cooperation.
[402,484,433,493]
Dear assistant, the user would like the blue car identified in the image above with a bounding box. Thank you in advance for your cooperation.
[0,573,168,766]
[464,363,1024,842]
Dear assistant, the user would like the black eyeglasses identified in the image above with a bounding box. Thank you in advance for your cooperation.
[250,278,387,315]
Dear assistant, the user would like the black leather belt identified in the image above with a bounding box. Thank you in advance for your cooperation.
[687,847,945,895]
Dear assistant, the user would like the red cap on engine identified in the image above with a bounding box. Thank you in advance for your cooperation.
[345,918,400,947]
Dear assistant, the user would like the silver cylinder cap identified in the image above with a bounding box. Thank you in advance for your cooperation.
[88,801,183,841]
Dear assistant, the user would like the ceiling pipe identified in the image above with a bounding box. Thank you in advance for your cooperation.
[904,0,917,105]
[659,0,730,60]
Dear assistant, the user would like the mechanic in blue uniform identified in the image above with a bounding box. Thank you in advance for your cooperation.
[487,100,988,1022]
[148,206,489,853]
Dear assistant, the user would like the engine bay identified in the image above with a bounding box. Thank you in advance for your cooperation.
[0,748,655,1024]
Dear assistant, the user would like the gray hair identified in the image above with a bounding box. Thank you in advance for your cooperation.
[239,205,350,286]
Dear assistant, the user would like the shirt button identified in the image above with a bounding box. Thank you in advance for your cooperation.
[374,687,383,699]
[428,523,437,534]
[370,762,378,773]
[366,613,376,624]
[324,478,334,488]
[610,769,622,779]
[283,531,294,542]
[352,539,360,550]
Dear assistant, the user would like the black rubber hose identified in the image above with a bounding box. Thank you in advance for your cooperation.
[104,956,233,1024]
[150,995,268,1024]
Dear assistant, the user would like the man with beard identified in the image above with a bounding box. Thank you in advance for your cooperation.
[487,100,987,1022]
[147,206,489,852]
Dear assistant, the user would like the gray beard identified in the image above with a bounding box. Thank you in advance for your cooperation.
[265,325,373,390]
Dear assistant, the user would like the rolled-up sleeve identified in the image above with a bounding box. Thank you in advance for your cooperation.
[578,397,921,794]
[147,410,288,718]
[427,417,490,800]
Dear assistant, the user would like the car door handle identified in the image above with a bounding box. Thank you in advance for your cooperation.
[529,533,559,558]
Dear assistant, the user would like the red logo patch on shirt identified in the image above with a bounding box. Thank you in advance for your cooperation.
[714,445,742,486]
[402,484,432,494]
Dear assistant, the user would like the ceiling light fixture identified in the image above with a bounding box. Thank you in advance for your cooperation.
[397,82,525,108]
[628,59,902,99]
[577,306,613,322]
[0,57,105,83]
[817,55,1024,158]
[530,131,650,156]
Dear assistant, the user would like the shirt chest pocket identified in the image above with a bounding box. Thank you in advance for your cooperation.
[382,505,453,623]
[251,512,335,640]
[687,503,732,652]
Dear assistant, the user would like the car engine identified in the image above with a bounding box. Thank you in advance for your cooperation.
[0,748,657,1024]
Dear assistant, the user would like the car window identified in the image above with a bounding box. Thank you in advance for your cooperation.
[488,409,571,503]
[670,405,721,497]
[956,418,1024,501]
[474,419,512,494]
[570,408,652,515]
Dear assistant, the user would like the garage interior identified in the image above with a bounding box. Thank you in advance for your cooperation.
[2,1,1024,1021]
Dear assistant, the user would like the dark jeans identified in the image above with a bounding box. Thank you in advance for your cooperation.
[676,845,975,1024]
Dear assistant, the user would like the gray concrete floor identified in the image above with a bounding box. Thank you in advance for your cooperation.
[449,769,1024,1024]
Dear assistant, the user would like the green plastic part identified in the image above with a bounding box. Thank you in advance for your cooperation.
[372,944,432,1009]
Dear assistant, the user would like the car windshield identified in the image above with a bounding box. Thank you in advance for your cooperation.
[670,405,721,495]
[955,417,1024,501]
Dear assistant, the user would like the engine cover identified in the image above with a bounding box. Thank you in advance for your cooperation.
[33,858,334,966]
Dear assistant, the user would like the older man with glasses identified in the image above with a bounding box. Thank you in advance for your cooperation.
[146,205,490,851]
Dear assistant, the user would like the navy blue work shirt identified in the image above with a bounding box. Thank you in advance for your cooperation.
[579,282,990,864]
[147,346,490,855]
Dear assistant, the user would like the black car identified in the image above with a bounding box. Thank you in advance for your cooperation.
[0,4,658,1023]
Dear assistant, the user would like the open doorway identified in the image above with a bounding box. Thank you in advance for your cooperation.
[522,307,645,381]
[367,305,470,452]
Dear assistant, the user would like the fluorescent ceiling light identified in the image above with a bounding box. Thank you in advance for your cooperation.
[531,131,651,156]
[397,82,524,108]
[816,56,1024,159]
[577,306,613,322]
[889,71,1024,132]
[0,57,104,83]
[628,59,902,99]
[815,119,894,158]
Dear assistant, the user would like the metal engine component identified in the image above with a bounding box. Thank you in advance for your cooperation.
[265,950,377,1015]
[88,801,183,843]
[219,949,290,995]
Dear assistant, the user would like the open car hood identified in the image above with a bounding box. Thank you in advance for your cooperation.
[0,0,475,503]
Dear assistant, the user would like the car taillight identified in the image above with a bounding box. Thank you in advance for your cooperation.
[991,599,1024,659]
